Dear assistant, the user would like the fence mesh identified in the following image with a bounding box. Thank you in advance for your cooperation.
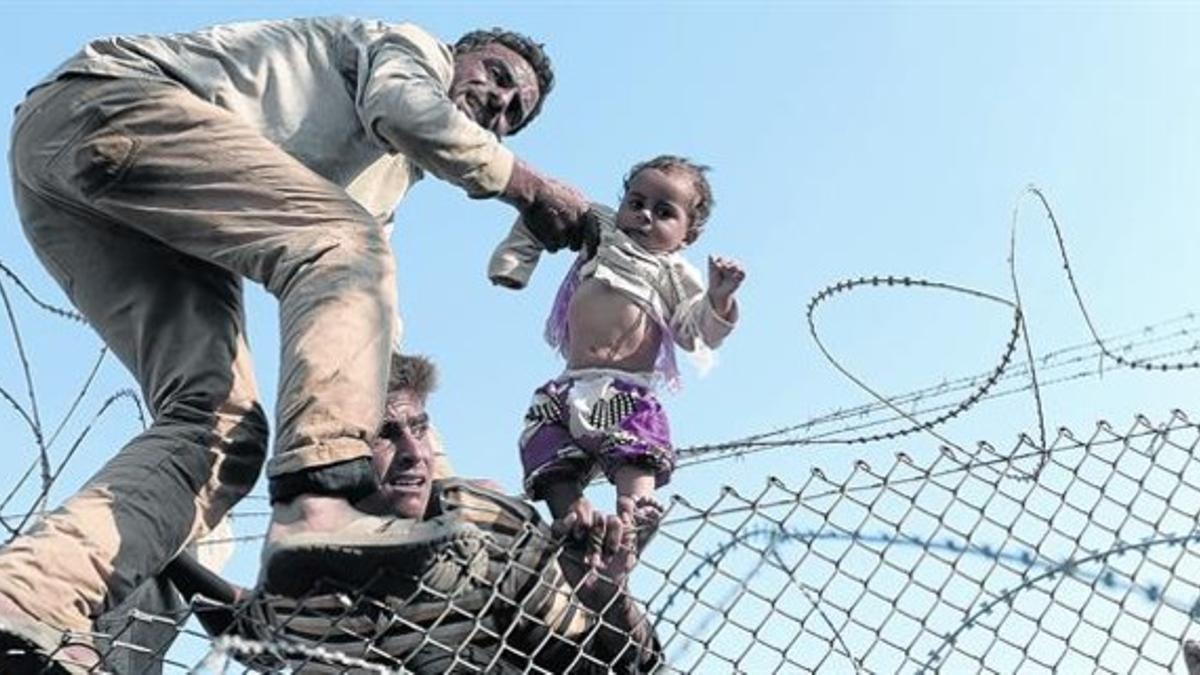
[74,411,1199,674]
[649,412,1200,674]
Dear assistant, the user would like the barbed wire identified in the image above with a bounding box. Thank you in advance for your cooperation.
[682,184,1197,478]
[679,310,1196,459]
[0,259,139,538]
[676,331,1199,467]
[806,275,1023,452]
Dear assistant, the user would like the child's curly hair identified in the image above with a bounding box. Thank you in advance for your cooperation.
[623,155,714,245]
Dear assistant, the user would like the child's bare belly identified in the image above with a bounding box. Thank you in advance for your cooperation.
[566,278,661,372]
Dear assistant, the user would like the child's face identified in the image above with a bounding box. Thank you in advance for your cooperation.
[616,168,695,253]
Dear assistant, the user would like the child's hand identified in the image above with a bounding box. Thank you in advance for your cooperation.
[706,255,746,318]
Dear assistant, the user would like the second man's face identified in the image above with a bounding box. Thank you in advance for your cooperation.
[370,389,435,519]
[450,42,540,137]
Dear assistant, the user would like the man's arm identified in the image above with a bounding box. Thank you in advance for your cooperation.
[163,553,247,637]
[498,160,590,252]
[357,25,513,197]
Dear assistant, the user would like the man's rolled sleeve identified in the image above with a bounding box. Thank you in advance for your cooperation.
[356,24,515,198]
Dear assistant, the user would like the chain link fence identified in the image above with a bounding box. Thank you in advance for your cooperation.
[73,410,1198,674]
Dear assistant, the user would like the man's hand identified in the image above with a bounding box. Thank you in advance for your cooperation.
[501,159,589,252]
[552,504,636,589]
[522,194,589,253]
[706,255,746,319]
[552,504,659,667]
[552,496,614,569]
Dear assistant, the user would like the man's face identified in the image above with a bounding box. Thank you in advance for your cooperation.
[369,389,434,518]
[450,42,540,137]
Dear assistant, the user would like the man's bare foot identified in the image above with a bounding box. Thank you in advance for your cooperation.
[261,494,476,597]
[266,494,379,546]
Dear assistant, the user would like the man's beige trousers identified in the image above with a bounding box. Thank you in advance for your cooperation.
[2,75,395,632]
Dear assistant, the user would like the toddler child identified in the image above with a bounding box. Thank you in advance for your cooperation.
[489,155,746,551]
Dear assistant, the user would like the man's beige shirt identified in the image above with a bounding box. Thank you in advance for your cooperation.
[40,16,518,351]
[39,16,516,227]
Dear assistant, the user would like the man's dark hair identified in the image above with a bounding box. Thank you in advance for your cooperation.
[455,28,553,135]
[623,155,715,245]
[388,353,437,401]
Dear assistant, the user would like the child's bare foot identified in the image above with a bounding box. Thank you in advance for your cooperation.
[617,495,664,555]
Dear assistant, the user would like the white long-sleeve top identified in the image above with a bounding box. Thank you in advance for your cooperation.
[547,206,737,389]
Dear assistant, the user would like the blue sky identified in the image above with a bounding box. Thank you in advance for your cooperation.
[1,2,1198,670]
